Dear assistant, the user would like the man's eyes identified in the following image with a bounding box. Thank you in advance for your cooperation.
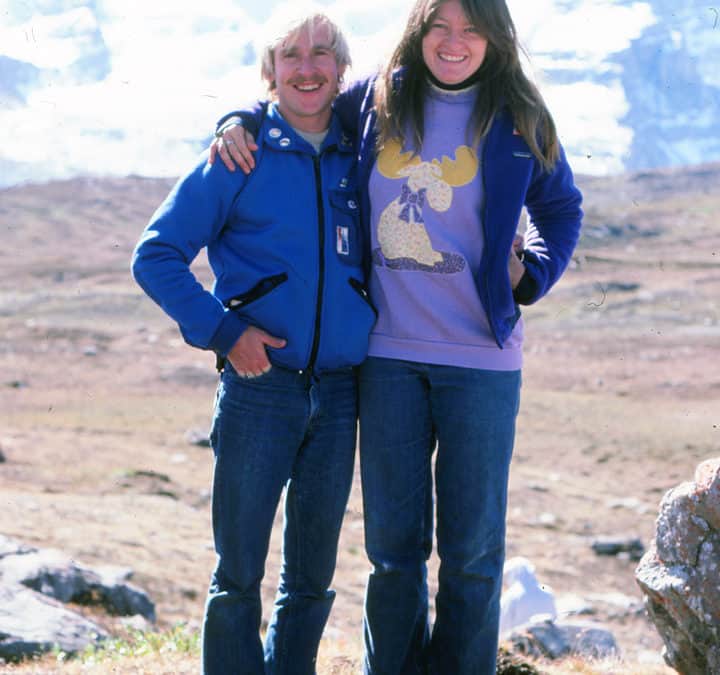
[280,49,332,59]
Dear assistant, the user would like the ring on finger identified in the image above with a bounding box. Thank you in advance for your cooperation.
[226,139,236,146]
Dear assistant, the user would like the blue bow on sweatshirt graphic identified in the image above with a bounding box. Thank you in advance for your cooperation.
[399,185,427,223]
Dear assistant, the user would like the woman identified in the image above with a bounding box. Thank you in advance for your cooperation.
[213,1,582,672]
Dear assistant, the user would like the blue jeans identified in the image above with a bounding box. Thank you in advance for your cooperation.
[358,357,521,675]
[202,364,357,675]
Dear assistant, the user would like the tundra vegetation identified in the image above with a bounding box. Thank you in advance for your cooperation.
[2,163,718,673]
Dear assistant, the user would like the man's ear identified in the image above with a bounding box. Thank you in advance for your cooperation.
[337,64,347,88]
[263,72,277,98]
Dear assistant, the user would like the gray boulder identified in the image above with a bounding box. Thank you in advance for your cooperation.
[0,544,155,622]
[0,535,157,663]
[635,457,720,675]
[591,535,645,561]
[0,584,106,661]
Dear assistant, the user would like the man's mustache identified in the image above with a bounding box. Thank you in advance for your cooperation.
[286,76,327,87]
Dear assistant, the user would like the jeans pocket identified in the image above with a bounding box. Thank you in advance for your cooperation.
[222,361,275,386]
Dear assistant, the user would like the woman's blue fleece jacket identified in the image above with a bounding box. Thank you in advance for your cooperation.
[227,75,583,348]
[132,104,376,372]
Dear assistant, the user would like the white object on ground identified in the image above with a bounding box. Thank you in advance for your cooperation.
[500,556,558,636]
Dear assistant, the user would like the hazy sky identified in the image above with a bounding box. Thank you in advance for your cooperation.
[1,0,658,181]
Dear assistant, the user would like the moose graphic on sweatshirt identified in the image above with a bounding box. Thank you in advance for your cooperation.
[373,138,479,273]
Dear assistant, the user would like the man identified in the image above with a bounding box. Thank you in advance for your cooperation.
[131,13,375,675]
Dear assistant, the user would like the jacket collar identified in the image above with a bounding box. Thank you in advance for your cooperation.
[261,103,353,155]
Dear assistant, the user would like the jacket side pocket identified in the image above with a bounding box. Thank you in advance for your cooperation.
[227,273,288,309]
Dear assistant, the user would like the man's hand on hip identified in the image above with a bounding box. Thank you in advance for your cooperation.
[227,326,286,378]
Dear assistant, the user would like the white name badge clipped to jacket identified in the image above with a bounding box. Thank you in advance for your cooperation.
[336,226,350,256]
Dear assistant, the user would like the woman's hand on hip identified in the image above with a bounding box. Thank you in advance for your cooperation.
[508,233,526,290]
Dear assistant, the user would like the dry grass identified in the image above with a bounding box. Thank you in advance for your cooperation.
[2,627,674,675]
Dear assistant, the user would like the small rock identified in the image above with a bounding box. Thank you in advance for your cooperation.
[591,536,645,560]
[537,512,558,527]
[606,496,648,513]
[122,469,171,483]
[605,281,640,293]
[509,619,619,661]
[118,469,178,500]
[185,428,211,447]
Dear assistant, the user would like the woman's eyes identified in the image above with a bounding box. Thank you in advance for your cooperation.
[429,22,481,35]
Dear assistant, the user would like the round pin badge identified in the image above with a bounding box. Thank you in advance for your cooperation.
[279,138,291,147]
[269,128,282,139]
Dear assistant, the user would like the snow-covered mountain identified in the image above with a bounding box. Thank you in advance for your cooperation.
[1,0,718,187]
[533,0,720,172]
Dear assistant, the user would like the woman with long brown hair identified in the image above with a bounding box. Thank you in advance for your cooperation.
[212,1,582,672]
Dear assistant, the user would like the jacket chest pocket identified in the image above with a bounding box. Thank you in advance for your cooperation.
[329,189,363,267]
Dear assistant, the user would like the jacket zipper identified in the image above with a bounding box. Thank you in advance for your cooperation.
[306,155,325,372]
[479,131,504,349]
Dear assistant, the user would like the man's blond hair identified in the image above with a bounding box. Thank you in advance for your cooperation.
[260,12,351,94]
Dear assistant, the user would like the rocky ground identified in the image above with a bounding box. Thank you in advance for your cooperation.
[1,164,718,669]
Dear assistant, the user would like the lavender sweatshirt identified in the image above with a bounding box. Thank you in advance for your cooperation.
[367,85,523,370]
